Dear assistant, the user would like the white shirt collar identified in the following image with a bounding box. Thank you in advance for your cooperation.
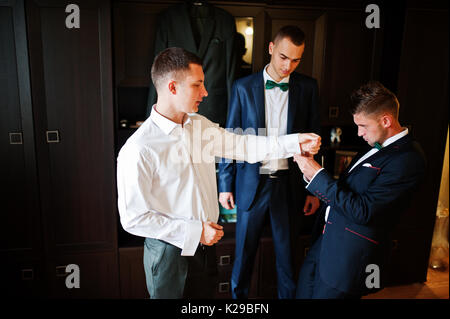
[150,105,191,135]
[263,64,290,84]
[382,128,409,147]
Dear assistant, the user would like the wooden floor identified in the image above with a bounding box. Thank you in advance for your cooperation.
[363,256,449,299]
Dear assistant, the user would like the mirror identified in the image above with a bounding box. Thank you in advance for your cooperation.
[235,17,254,79]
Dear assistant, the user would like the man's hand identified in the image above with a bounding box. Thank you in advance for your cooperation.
[303,195,320,216]
[200,221,224,246]
[219,192,235,210]
[298,133,321,155]
[293,154,323,181]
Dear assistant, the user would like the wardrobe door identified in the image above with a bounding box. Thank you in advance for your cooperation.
[0,0,44,297]
[26,0,119,297]
[320,10,377,126]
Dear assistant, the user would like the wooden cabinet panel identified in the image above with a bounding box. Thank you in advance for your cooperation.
[48,251,120,298]
[119,247,149,299]
[397,8,448,230]
[26,0,117,254]
[385,227,432,286]
[215,238,235,298]
[0,259,45,298]
[393,7,449,286]
[1,0,41,257]
[320,10,377,126]
[1,0,120,297]
[113,2,170,87]
[1,0,44,298]
[255,237,278,298]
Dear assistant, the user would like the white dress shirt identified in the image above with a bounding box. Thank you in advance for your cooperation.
[261,64,290,173]
[117,107,301,256]
[306,128,409,222]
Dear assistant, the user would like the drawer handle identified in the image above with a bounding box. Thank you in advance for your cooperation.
[9,132,23,144]
[391,239,399,250]
[46,130,60,143]
[56,265,68,277]
[218,282,230,293]
[21,268,34,280]
[219,255,231,266]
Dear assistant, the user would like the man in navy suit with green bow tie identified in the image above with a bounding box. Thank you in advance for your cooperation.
[294,81,426,298]
[218,25,321,299]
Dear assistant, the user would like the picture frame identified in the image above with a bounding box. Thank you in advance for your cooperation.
[333,150,358,179]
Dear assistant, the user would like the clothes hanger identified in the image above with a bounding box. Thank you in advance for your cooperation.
[185,0,208,6]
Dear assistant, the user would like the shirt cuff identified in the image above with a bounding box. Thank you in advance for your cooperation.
[278,134,301,154]
[181,220,203,256]
[305,168,325,188]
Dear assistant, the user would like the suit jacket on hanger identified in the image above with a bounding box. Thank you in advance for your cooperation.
[147,2,237,127]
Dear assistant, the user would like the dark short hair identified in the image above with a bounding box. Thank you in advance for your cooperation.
[273,25,306,46]
[350,81,400,119]
[151,47,202,90]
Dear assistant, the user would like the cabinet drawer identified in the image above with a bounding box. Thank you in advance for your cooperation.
[216,239,235,269]
[0,259,45,297]
[119,246,149,299]
[49,251,120,298]
[215,269,232,299]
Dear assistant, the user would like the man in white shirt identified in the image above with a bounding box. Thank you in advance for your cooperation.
[116,47,321,298]
[293,81,426,298]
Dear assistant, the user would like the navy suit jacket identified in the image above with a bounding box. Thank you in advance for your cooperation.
[307,134,426,295]
[218,70,320,212]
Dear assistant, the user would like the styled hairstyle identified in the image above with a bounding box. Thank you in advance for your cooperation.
[350,81,400,119]
[151,47,202,90]
[273,25,306,46]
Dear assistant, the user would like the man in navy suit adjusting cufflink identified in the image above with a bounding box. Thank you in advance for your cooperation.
[218,25,321,299]
[294,81,426,299]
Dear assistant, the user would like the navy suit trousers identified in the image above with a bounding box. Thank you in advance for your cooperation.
[296,235,361,299]
[231,175,296,299]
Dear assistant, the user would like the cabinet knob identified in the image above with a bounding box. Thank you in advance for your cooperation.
[21,268,34,280]
[218,255,231,266]
[391,239,399,250]
[9,132,23,144]
[46,130,60,143]
[218,282,230,293]
[56,265,68,277]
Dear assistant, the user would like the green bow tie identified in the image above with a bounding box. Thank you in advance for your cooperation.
[265,80,289,92]
[374,142,383,150]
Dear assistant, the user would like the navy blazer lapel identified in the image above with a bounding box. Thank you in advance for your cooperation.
[287,76,300,134]
[362,134,412,164]
[343,134,413,177]
[252,72,265,130]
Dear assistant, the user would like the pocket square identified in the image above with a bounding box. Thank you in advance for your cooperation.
[363,163,381,174]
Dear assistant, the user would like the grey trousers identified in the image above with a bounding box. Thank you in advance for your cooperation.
[143,238,217,299]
